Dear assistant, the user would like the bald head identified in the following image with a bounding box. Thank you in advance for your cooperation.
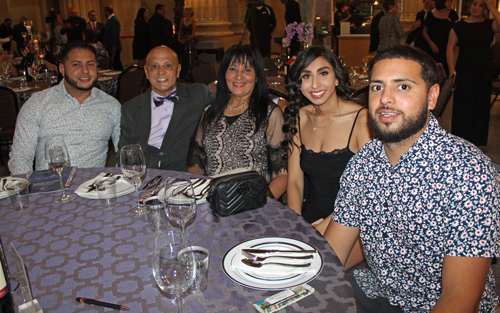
[145,46,181,96]
[69,7,78,17]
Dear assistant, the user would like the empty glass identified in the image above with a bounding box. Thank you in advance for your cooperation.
[164,178,197,234]
[120,144,147,215]
[45,138,73,203]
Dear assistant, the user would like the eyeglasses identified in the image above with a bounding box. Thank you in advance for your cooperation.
[142,175,162,190]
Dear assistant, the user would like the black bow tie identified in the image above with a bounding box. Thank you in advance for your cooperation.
[153,92,179,107]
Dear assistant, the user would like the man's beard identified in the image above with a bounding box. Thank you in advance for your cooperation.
[65,76,97,91]
[368,101,429,143]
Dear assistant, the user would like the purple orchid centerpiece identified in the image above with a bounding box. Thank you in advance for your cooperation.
[285,22,314,47]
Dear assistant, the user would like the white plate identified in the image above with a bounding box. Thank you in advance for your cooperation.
[75,174,136,199]
[222,237,323,290]
[158,178,210,204]
[97,76,112,82]
[102,71,122,76]
[0,177,30,200]
[98,69,111,74]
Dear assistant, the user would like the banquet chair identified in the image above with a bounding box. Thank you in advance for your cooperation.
[432,73,456,120]
[117,65,147,104]
[97,56,112,70]
[352,85,369,108]
[491,79,500,108]
[190,61,217,85]
[0,86,19,166]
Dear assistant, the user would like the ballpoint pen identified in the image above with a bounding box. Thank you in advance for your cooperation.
[76,297,129,311]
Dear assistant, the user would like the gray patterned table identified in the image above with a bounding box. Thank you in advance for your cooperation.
[0,167,355,312]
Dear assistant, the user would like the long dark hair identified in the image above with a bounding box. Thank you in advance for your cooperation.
[135,8,147,23]
[201,44,269,132]
[283,46,353,151]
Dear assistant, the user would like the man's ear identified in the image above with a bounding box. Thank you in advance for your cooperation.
[58,62,65,77]
[427,83,440,111]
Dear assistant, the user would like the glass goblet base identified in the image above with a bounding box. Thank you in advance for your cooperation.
[128,204,148,215]
[55,194,73,203]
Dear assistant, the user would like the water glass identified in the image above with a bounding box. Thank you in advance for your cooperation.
[186,246,209,294]
[50,75,58,85]
[96,176,117,207]
[5,181,30,210]
[144,197,168,233]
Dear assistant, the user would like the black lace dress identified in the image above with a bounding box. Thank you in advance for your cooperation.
[188,103,288,183]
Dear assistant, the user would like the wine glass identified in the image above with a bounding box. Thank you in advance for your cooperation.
[45,138,73,203]
[164,178,197,234]
[31,66,40,88]
[153,230,196,313]
[275,58,283,78]
[3,66,11,88]
[120,144,147,215]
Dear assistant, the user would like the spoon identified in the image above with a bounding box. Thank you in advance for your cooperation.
[241,258,311,268]
[242,250,314,261]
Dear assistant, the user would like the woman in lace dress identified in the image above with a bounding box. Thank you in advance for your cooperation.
[187,44,288,200]
[283,46,372,267]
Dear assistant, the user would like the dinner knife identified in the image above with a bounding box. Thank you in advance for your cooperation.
[242,249,317,254]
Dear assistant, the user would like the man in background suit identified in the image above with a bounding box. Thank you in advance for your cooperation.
[64,7,87,43]
[103,6,123,71]
[405,0,434,54]
[0,18,13,51]
[12,16,27,54]
[369,8,385,53]
[118,46,214,171]
[281,0,301,56]
[148,4,174,49]
[87,10,104,42]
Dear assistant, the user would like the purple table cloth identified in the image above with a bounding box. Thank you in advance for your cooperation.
[0,167,355,312]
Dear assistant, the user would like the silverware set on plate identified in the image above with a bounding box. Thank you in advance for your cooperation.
[241,249,316,268]
[86,173,121,193]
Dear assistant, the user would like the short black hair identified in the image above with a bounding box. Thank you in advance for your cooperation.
[335,2,345,10]
[104,6,113,14]
[59,40,97,63]
[368,45,443,90]
[4,18,11,23]
[88,10,96,16]
[155,4,165,12]
[382,0,396,11]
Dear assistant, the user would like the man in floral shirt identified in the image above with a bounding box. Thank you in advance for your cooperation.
[325,45,500,312]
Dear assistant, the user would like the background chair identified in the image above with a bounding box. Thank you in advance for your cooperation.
[97,56,112,70]
[116,65,147,104]
[352,85,369,108]
[0,86,19,166]
[432,73,456,120]
[190,61,217,85]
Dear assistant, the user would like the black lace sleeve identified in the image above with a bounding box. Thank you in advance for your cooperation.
[266,105,288,178]
[186,111,207,173]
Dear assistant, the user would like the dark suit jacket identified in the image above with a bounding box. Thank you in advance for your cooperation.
[118,83,215,171]
[369,10,385,53]
[406,10,431,54]
[87,21,104,41]
[12,22,26,53]
[103,15,122,52]
[148,13,173,49]
[63,15,87,42]
[285,0,301,25]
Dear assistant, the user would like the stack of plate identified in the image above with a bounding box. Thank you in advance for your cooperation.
[222,237,323,290]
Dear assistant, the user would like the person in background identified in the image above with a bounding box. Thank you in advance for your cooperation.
[177,6,196,81]
[63,7,87,43]
[133,7,150,68]
[405,0,435,54]
[49,14,68,54]
[149,4,174,49]
[188,44,288,200]
[422,0,458,75]
[283,47,371,271]
[334,2,351,36]
[86,10,104,42]
[245,0,277,57]
[8,41,121,175]
[119,46,214,171]
[103,6,123,71]
[369,8,385,53]
[325,45,500,313]
[378,0,419,51]
[0,19,13,51]
[83,29,106,57]
[447,0,500,146]
[12,16,27,55]
[281,0,301,56]
[348,0,364,31]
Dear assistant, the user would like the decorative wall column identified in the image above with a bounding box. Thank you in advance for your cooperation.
[185,0,233,39]
[301,0,318,25]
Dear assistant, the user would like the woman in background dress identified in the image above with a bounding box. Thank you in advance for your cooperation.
[178,7,197,80]
[133,8,150,68]
[188,44,288,200]
[83,29,106,57]
[378,0,419,51]
[447,0,500,146]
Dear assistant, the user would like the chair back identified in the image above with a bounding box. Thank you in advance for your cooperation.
[0,86,19,142]
[97,56,112,70]
[117,65,147,104]
[352,85,369,108]
[432,73,456,120]
[190,61,217,85]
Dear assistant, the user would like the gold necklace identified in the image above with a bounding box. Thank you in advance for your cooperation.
[310,102,344,131]
[227,99,250,111]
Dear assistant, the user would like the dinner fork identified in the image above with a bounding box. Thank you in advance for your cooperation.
[242,250,314,261]
[241,258,311,268]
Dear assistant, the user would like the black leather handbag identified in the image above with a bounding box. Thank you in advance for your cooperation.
[207,171,267,216]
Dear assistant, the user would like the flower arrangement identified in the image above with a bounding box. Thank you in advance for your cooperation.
[284,22,314,47]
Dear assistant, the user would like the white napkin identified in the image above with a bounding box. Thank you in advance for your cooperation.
[232,249,313,276]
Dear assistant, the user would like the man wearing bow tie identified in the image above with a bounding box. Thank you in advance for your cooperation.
[118,45,214,171]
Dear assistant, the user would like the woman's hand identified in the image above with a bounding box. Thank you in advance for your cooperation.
[485,0,496,11]
[430,42,439,54]
[410,20,421,32]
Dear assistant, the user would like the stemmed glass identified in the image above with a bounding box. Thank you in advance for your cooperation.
[120,144,147,215]
[31,66,40,88]
[164,178,197,234]
[153,230,196,313]
[45,138,73,203]
[275,58,283,78]
[3,66,11,87]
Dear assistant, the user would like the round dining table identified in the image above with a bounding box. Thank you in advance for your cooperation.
[0,167,356,312]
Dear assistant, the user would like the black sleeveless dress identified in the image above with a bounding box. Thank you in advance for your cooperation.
[300,108,364,223]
